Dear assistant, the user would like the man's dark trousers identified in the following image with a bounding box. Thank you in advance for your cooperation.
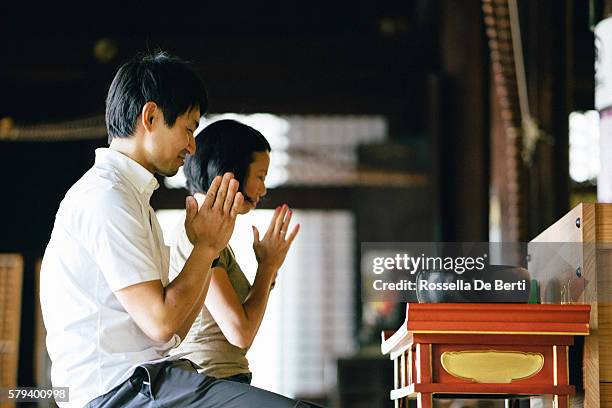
[85,360,320,407]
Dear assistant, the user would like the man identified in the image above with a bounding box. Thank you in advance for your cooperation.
[40,51,313,407]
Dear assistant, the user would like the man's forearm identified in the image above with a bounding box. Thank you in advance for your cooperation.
[175,266,211,340]
[163,244,217,332]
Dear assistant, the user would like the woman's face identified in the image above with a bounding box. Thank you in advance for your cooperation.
[239,151,270,214]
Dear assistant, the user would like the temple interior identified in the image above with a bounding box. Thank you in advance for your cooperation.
[0,1,608,407]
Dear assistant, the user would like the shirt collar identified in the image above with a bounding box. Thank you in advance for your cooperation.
[94,148,159,198]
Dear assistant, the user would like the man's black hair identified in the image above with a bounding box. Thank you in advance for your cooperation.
[184,119,271,197]
[105,51,207,143]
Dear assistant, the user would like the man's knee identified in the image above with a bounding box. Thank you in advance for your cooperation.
[206,379,300,407]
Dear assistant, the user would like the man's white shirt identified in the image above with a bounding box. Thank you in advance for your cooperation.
[40,148,183,408]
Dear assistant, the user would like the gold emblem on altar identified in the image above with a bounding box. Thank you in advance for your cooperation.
[440,350,544,383]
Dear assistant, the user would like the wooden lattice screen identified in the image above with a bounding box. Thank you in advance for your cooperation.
[34,259,52,389]
[0,254,23,408]
[482,0,528,242]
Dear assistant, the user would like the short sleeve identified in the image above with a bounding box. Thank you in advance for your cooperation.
[211,256,221,268]
[215,247,234,271]
[79,188,161,292]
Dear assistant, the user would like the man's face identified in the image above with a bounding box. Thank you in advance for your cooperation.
[146,108,200,177]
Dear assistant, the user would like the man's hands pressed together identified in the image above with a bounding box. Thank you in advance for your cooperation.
[115,172,243,344]
[186,172,244,253]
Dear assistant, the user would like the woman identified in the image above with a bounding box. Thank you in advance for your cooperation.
[169,119,299,384]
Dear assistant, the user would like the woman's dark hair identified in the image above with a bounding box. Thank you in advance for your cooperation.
[105,51,207,143]
[184,119,271,197]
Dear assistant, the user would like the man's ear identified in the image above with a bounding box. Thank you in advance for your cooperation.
[141,101,158,133]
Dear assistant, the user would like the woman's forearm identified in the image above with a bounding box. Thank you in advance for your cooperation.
[240,264,277,347]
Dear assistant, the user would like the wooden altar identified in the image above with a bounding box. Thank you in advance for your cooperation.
[380,203,612,407]
[381,303,590,408]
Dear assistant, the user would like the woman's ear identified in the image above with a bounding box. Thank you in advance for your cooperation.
[141,101,158,133]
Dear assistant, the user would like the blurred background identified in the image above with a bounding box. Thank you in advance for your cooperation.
[0,0,605,406]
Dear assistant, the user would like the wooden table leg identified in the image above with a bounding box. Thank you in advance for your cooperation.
[417,392,432,408]
[554,395,569,408]
[553,344,570,408]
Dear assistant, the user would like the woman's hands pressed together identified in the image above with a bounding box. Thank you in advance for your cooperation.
[202,204,300,349]
[252,204,300,274]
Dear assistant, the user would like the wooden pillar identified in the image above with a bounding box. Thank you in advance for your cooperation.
[439,0,489,241]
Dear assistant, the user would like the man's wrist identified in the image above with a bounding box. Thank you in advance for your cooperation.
[191,244,219,262]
